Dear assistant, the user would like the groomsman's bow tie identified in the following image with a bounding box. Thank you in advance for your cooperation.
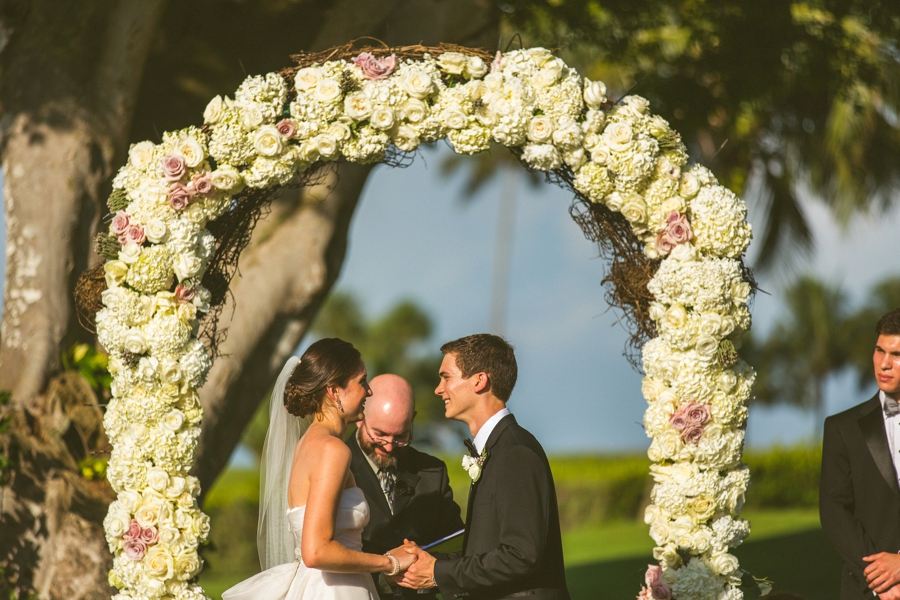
[464,438,479,457]
[885,396,900,417]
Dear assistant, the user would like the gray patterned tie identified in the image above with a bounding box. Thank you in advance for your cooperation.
[378,466,396,512]
[885,395,900,417]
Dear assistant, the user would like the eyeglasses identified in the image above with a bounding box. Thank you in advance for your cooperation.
[362,420,413,448]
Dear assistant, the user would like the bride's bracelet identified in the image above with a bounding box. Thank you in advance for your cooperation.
[383,552,401,577]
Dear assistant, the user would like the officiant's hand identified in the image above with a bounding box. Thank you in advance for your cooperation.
[395,540,437,589]
[865,552,900,593]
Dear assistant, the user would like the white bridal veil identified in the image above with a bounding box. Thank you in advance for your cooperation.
[257,356,312,570]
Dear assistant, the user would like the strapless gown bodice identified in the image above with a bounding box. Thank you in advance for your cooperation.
[222,487,378,600]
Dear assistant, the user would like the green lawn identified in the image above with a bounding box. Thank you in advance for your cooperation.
[199,508,836,599]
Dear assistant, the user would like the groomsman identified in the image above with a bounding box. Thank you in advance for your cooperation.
[348,374,464,600]
[821,309,900,599]
[396,334,569,600]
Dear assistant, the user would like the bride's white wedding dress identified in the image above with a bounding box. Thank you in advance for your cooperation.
[222,487,379,600]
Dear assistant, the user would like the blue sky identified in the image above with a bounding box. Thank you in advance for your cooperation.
[2,146,898,453]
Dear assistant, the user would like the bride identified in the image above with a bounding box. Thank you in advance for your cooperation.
[223,338,416,599]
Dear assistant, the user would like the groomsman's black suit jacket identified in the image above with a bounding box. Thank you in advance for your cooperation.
[821,395,900,600]
[433,414,569,600]
[347,432,464,600]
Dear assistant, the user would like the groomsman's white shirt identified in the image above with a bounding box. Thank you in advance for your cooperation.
[880,390,900,487]
[474,408,511,455]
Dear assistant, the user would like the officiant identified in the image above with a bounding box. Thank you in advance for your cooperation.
[348,374,464,599]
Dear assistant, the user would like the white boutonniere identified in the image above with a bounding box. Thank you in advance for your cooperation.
[462,447,489,483]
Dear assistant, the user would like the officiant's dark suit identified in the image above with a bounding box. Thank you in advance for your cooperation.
[433,413,570,600]
[348,432,464,599]
[821,314,900,600]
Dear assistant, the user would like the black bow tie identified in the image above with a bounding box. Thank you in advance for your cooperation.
[464,438,479,457]
[885,396,900,417]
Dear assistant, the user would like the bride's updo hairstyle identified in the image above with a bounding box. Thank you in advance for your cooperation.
[284,338,363,418]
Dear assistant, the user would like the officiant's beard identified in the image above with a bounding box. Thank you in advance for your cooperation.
[358,431,400,470]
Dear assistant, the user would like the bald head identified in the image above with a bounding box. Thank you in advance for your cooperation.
[365,374,415,433]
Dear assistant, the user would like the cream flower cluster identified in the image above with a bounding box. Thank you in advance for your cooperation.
[96,47,755,599]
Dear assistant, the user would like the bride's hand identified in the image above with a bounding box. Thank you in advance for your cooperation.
[394,547,418,572]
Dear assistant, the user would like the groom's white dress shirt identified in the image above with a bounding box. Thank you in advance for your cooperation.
[473,408,511,454]
[880,390,900,487]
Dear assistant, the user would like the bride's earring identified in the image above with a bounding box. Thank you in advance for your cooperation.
[335,397,344,413]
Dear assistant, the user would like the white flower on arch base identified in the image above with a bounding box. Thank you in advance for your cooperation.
[95,45,756,599]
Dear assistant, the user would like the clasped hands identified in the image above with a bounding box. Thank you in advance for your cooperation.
[385,540,438,589]
[864,552,900,599]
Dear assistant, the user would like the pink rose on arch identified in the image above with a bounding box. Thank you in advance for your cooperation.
[650,580,672,600]
[655,230,674,256]
[123,538,147,561]
[190,172,214,196]
[161,154,187,182]
[637,589,653,600]
[276,118,298,139]
[124,519,142,542]
[353,52,397,80]
[645,565,662,585]
[175,284,196,304]
[490,50,503,74]
[168,183,194,211]
[664,212,694,245]
[680,425,704,445]
[123,224,146,246]
[139,525,159,545]
[669,412,688,432]
[111,211,131,235]
[685,402,711,426]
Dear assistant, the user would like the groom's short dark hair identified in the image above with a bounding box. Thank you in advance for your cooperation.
[877,309,900,336]
[441,334,517,401]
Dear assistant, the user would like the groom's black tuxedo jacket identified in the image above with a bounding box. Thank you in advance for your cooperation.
[434,414,569,600]
[347,433,464,599]
[821,395,900,600]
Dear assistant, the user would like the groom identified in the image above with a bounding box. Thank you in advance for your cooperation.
[395,334,569,599]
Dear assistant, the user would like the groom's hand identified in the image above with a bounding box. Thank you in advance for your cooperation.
[396,540,437,590]
[878,585,900,600]
[865,553,900,593]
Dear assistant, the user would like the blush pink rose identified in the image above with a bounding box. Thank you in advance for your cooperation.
[650,580,671,600]
[680,425,704,445]
[669,412,688,431]
[139,525,159,545]
[175,284,196,304]
[665,213,694,244]
[685,402,711,426]
[161,154,187,182]
[353,52,397,80]
[111,211,131,235]
[637,589,653,600]
[124,519,142,542]
[276,119,298,139]
[190,172,214,196]
[168,183,194,211]
[645,564,662,585]
[123,538,147,561]
[655,230,674,256]
[123,224,146,246]
[490,50,503,74]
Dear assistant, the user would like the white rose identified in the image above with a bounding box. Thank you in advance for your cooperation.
[299,139,320,163]
[527,115,554,143]
[147,467,169,492]
[563,148,586,170]
[400,98,429,124]
[145,546,175,579]
[696,335,719,356]
[314,134,339,159]
[393,124,420,152]
[326,121,352,142]
[119,490,142,514]
[444,109,468,130]
[620,194,647,223]
[176,302,197,322]
[605,192,625,212]
[661,196,687,215]
[692,528,713,553]
[465,56,488,79]
[401,69,434,99]
[584,80,608,109]
[144,218,167,244]
[370,106,395,130]
[159,358,182,384]
[437,52,467,75]
[669,243,698,262]
[699,313,724,337]
[552,120,583,149]
[295,67,322,91]
[211,164,243,191]
[732,282,752,305]
[186,476,201,497]
[119,242,142,265]
[176,137,205,168]
[718,370,738,392]
[241,103,265,129]
[710,552,740,576]
[665,303,687,328]
[653,544,682,570]
[174,252,202,281]
[203,95,225,124]
[659,431,681,458]
[314,78,342,104]
[163,409,185,432]
[158,526,180,546]
[129,141,156,170]
[173,548,202,581]
[590,144,610,165]
[253,125,285,157]
[603,122,633,152]
[528,47,554,66]
[649,520,671,545]
[123,329,147,354]
[641,377,666,401]
[344,91,373,120]
[533,60,563,87]
[135,497,164,527]
[679,172,701,198]
[166,476,187,499]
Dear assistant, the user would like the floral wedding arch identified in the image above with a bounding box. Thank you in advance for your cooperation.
[80,42,757,600]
